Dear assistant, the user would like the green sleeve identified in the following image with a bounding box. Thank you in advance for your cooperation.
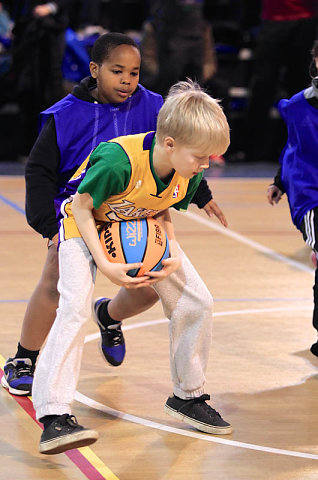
[173,172,203,211]
[78,142,131,209]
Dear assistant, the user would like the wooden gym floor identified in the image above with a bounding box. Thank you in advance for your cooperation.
[1,174,318,480]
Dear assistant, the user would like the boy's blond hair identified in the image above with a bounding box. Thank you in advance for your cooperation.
[156,79,230,156]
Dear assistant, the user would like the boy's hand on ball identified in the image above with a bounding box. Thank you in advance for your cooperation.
[144,255,181,283]
[100,261,151,288]
[145,240,181,283]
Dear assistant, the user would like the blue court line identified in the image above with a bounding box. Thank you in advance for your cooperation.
[0,300,28,303]
[0,298,311,304]
[0,193,25,215]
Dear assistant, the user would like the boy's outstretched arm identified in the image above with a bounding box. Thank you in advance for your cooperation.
[202,200,228,226]
[191,177,228,226]
[71,192,152,288]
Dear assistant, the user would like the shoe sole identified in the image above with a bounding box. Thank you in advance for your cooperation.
[164,404,233,435]
[1,375,31,396]
[92,297,124,367]
[39,429,99,455]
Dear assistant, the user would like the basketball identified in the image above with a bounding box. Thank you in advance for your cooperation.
[99,217,170,277]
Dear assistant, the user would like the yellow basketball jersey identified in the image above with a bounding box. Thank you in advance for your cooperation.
[60,132,190,241]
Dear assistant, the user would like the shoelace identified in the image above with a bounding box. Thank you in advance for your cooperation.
[14,363,35,378]
[180,394,221,418]
[106,324,123,346]
[57,414,79,427]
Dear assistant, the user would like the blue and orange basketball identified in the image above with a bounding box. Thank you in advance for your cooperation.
[100,217,170,277]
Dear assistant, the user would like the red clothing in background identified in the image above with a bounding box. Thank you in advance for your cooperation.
[262,0,317,21]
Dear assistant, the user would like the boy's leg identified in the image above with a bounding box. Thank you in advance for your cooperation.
[20,243,59,350]
[33,237,96,418]
[108,286,159,321]
[300,209,318,356]
[153,248,212,398]
[92,286,159,366]
[1,243,59,396]
[153,247,232,434]
[311,267,318,356]
[33,237,98,454]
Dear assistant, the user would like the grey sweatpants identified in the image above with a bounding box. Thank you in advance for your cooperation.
[33,237,213,420]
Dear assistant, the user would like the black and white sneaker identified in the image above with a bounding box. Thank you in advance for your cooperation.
[1,357,34,396]
[92,297,126,366]
[165,394,232,435]
[39,414,98,455]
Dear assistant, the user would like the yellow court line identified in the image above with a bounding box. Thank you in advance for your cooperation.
[0,353,120,480]
[79,447,120,480]
[1,354,6,369]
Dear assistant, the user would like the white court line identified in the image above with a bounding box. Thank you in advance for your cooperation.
[84,304,312,344]
[179,209,314,274]
[75,391,318,461]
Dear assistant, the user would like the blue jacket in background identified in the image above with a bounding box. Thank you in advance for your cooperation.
[279,90,318,229]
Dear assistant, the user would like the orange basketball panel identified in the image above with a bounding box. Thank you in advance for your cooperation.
[100,222,126,264]
[137,218,167,276]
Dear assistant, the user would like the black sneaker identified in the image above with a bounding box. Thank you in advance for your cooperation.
[311,341,318,357]
[92,297,126,366]
[39,414,98,455]
[165,394,232,435]
[1,357,34,396]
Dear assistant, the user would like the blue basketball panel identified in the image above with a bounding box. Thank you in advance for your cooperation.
[120,219,148,264]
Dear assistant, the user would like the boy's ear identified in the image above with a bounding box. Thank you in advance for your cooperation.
[89,61,99,78]
[164,137,175,151]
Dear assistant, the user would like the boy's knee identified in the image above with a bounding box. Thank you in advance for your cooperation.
[37,275,59,304]
[139,287,159,307]
[174,291,213,323]
[46,281,59,303]
[190,292,213,319]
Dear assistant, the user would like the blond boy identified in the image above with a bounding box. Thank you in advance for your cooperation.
[33,80,232,455]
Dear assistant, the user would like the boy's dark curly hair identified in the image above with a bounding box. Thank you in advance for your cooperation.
[91,33,139,64]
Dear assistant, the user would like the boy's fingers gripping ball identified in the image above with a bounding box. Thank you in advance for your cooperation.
[100,217,170,277]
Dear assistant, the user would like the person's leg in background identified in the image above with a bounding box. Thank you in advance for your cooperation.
[244,20,287,162]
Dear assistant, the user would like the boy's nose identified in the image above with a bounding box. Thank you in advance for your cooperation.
[121,75,130,84]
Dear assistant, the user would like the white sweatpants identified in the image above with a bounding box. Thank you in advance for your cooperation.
[33,237,213,420]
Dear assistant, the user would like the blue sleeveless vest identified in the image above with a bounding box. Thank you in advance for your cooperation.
[279,90,318,229]
[40,84,163,192]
